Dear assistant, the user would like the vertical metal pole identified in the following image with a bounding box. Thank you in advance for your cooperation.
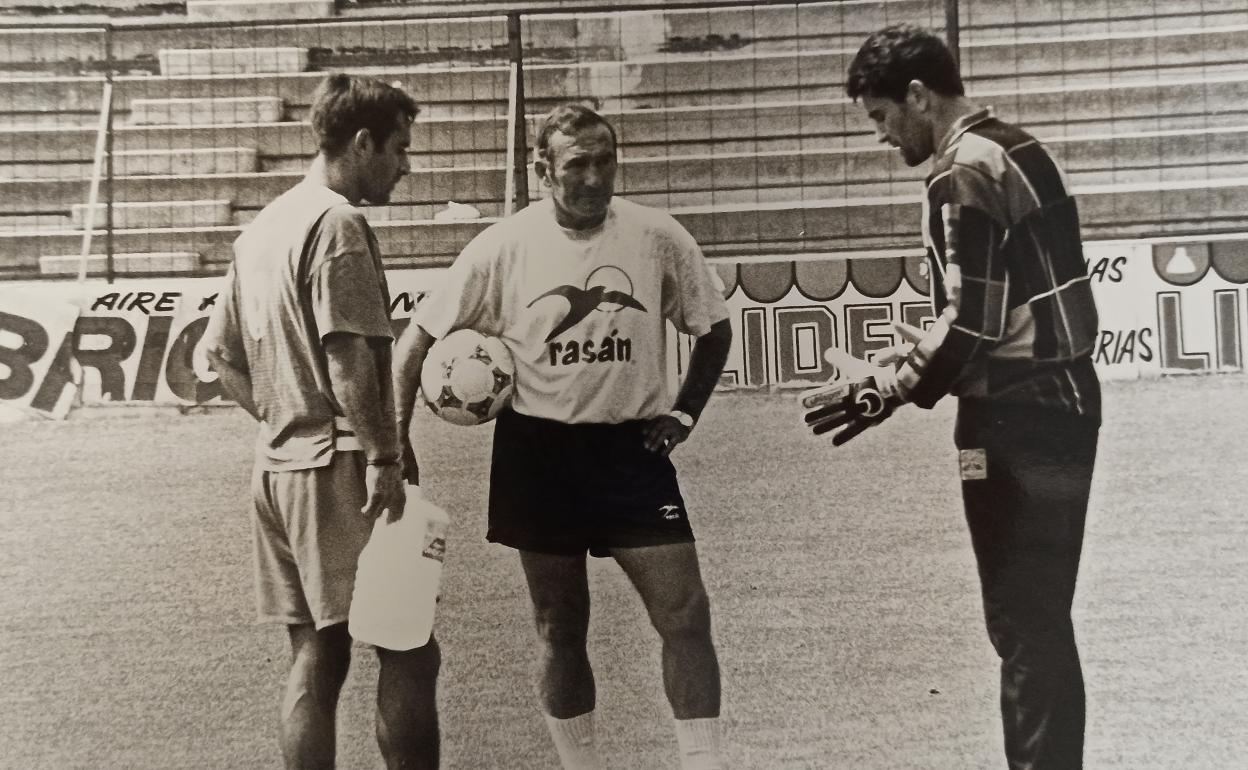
[77,80,111,284]
[945,0,960,70]
[504,63,519,218]
[104,25,116,284]
[506,12,530,211]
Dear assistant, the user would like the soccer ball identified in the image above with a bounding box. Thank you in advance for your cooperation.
[420,329,515,426]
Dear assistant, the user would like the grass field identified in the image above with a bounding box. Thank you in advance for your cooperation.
[2,376,1247,769]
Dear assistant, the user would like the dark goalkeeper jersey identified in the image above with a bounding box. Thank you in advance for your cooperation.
[898,108,1101,421]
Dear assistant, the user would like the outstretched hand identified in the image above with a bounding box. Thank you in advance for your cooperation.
[871,321,925,367]
[801,375,900,445]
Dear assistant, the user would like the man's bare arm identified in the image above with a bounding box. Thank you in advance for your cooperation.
[641,318,732,455]
[673,317,733,421]
[393,322,437,485]
[205,350,260,421]
[324,332,405,520]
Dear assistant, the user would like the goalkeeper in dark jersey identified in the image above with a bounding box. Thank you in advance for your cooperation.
[809,24,1101,770]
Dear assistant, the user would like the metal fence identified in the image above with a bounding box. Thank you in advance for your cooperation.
[0,0,1245,281]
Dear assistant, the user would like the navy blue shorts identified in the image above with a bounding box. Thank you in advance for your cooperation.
[487,409,695,557]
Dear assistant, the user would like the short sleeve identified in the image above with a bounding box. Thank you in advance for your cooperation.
[306,209,393,341]
[659,219,730,336]
[413,227,500,339]
[202,266,247,366]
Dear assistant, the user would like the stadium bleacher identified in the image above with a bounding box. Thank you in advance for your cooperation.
[0,0,1245,279]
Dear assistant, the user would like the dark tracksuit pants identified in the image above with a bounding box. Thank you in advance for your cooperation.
[955,399,1100,770]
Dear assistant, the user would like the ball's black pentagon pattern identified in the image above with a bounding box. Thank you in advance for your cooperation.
[465,398,493,420]
[436,385,464,411]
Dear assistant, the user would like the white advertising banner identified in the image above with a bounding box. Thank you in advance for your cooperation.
[0,287,81,418]
[1,237,1245,417]
[0,270,444,416]
[680,238,1248,387]
[1083,239,1248,380]
[1081,242,1155,381]
[703,255,935,390]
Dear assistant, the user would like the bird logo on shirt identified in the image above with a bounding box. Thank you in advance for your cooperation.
[528,265,647,342]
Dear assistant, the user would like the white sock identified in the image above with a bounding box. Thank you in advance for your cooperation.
[675,717,726,770]
[544,710,604,770]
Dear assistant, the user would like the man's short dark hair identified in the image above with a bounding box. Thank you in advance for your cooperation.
[310,73,420,156]
[846,24,965,102]
[535,102,618,162]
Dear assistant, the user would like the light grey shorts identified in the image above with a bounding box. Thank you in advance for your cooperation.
[250,450,370,629]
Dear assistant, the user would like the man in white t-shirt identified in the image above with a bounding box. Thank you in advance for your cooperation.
[204,74,439,770]
[394,103,733,770]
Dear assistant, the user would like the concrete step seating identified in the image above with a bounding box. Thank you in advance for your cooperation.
[71,200,234,230]
[0,28,107,71]
[112,147,258,177]
[157,48,309,78]
[5,176,1248,275]
[129,97,285,126]
[2,0,1237,72]
[613,135,1248,206]
[4,125,1245,216]
[0,218,492,274]
[0,164,509,213]
[101,15,510,73]
[0,3,1245,280]
[4,72,1248,174]
[38,252,202,277]
[0,147,259,181]
[0,149,501,184]
[596,72,1248,150]
[0,148,259,178]
[426,0,945,60]
[528,0,1247,57]
[18,126,1248,205]
[956,0,1245,38]
[673,177,1248,256]
[0,118,507,168]
[187,0,335,21]
[0,68,511,118]
[598,0,1247,54]
[233,200,504,227]
[523,24,1248,105]
[960,23,1248,85]
[0,214,72,231]
[4,21,1246,117]
[260,151,503,173]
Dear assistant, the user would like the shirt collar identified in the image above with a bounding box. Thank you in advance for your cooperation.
[935,106,994,159]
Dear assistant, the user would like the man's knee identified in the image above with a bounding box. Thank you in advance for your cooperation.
[289,624,353,691]
[528,588,591,651]
[533,608,591,652]
[985,609,1079,671]
[519,551,592,652]
[650,585,713,643]
[377,637,442,683]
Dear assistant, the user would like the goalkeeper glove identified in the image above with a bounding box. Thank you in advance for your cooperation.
[801,374,901,445]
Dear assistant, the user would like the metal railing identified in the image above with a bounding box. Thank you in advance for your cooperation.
[2,0,1246,281]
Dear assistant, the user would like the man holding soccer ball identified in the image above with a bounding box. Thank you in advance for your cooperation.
[394,104,733,770]
[813,25,1102,770]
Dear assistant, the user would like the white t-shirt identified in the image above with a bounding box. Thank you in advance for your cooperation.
[415,198,728,424]
[203,181,393,470]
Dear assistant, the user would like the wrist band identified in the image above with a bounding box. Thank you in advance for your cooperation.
[366,457,400,467]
